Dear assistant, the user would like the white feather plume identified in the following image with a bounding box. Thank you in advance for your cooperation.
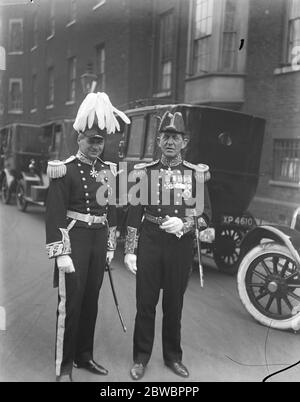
[95,95,105,130]
[73,92,130,134]
[73,93,97,133]
[112,106,131,124]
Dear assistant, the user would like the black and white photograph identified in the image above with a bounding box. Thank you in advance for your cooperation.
[0,0,300,385]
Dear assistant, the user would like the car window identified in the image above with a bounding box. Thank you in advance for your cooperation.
[126,115,145,158]
[144,114,158,158]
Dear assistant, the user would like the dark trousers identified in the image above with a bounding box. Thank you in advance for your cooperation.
[55,227,107,376]
[134,221,194,365]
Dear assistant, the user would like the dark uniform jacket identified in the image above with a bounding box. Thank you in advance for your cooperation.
[125,158,212,254]
[45,154,117,260]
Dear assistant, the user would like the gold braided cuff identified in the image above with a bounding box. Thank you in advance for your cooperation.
[182,217,194,234]
[107,226,117,251]
[46,228,71,258]
[125,226,139,254]
[182,216,208,235]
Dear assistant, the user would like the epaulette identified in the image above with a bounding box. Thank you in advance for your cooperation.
[98,158,118,176]
[183,161,210,182]
[47,155,76,179]
[183,160,209,172]
[134,160,159,170]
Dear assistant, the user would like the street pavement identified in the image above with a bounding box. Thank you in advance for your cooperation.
[0,202,300,382]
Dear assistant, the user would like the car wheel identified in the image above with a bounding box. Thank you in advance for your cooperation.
[237,242,300,330]
[1,176,11,204]
[16,182,28,212]
[213,226,246,275]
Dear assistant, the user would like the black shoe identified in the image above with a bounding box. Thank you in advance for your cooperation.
[56,373,73,382]
[165,361,189,378]
[130,363,146,380]
[73,360,108,375]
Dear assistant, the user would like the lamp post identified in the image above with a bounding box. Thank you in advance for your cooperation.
[80,62,97,95]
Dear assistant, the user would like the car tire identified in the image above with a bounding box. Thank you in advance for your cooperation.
[1,176,11,204]
[213,226,246,275]
[16,182,28,212]
[237,242,300,330]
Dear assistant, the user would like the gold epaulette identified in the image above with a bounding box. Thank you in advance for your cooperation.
[101,160,118,176]
[183,161,210,182]
[47,155,76,179]
[183,160,209,172]
[134,160,159,169]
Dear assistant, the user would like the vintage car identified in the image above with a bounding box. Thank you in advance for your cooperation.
[118,104,265,275]
[237,206,300,330]
[0,123,51,211]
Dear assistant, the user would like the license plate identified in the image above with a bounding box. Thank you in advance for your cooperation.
[199,228,215,243]
[221,215,255,227]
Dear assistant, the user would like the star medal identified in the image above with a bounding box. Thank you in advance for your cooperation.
[183,189,192,199]
[90,165,99,178]
[183,183,192,199]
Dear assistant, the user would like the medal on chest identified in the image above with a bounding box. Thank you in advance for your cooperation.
[90,165,99,178]
[182,174,192,200]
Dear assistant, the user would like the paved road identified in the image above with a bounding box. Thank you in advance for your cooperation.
[0,202,299,382]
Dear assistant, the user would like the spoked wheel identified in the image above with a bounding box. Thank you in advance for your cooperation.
[237,243,300,330]
[213,226,246,275]
[1,176,11,204]
[16,182,28,212]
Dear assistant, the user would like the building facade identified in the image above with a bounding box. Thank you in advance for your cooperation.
[1,0,300,224]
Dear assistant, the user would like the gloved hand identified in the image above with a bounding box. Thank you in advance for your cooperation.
[56,255,75,274]
[160,216,184,235]
[106,250,114,264]
[124,253,137,275]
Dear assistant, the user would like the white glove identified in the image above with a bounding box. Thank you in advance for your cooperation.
[56,255,75,274]
[160,216,184,235]
[106,250,114,264]
[124,253,137,275]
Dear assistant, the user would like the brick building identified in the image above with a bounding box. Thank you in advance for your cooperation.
[1,0,300,223]
[243,0,300,225]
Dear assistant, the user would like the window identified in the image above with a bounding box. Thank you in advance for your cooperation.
[221,0,238,71]
[47,0,55,39]
[47,67,54,106]
[67,57,76,102]
[273,139,300,183]
[31,11,38,49]
[96,45,105,91]
[8,79,23,113]
[192,0,213,74]
[32,74,37,111]
[126,116,146,158]
[144,115,159,158]
[286,0,300,65]
[67,0,77,25]
[8,19,23,54]
[157,10,174,92]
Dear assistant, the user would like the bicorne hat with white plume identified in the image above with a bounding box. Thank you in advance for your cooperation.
[73,92,130,135]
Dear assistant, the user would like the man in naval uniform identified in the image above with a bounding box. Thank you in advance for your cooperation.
[124,111,211,380]
[45,92,130,382]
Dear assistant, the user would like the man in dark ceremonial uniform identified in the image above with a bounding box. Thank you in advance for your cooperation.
[124,111,211,380]
[45,92,130,382]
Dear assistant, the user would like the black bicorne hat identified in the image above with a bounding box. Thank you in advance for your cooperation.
[158,111,185,135]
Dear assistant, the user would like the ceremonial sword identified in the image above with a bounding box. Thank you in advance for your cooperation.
[193,214,204,288]
[105,261,127,332]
